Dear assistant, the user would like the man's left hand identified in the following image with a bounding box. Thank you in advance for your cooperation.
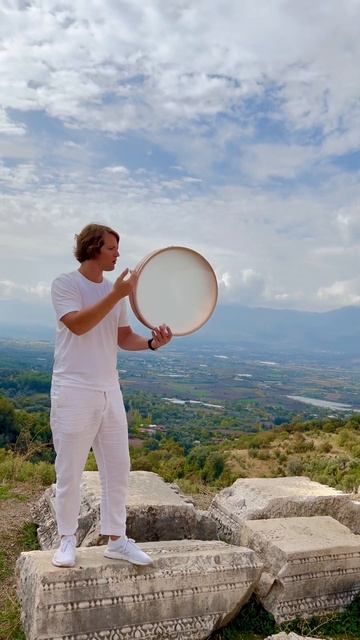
[151,324,173,349]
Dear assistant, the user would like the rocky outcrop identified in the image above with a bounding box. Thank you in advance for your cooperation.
[16,540,263,640]
[241,515,360,622]
[208,476,357,543]
[31,471,216,549]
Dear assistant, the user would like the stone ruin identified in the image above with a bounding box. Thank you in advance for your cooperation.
[208,475,360,544]
[17,540,262,640]
[31,470,216,549]
[241,515,360,622]
[17,473,360,639]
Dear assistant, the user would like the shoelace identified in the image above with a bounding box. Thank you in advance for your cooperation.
[60,537,75,553]
[121,537,135,553]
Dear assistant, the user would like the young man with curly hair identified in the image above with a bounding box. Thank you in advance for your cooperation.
[50,223,172,567]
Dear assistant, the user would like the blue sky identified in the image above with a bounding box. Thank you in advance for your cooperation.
[0,0,360,319]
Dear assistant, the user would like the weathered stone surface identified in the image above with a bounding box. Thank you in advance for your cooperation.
[336,498,360,534]
[241,516,360,622]
[265,634,326,640]
[208,476,356,544]
[32,471,216,549]
[17,540,263,640]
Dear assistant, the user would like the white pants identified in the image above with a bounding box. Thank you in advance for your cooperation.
[50,384,130,537]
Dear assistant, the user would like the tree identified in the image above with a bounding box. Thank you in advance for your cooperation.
[0,396,17,446]
[201,452,225,482]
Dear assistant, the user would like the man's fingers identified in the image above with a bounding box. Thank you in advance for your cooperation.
[118,268,129,280]
[152,325,173,345]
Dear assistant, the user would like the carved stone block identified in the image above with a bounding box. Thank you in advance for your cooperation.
[208,476,355,543]
[17,540,263,640]
[32,471,216,549]
[241,516,360,622]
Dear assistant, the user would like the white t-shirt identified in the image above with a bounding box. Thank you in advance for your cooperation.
[51,270,129,391]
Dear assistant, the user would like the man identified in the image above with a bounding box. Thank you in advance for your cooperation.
[50,223,172,568]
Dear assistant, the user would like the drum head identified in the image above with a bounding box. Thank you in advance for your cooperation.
[129,246,218,336]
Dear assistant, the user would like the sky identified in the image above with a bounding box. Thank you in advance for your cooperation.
[1,0,360,320]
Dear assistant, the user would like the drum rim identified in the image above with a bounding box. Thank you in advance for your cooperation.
[129,245,218,336]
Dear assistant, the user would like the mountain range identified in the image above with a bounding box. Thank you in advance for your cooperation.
[1,298,360,354]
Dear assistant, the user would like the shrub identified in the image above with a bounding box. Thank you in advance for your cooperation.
[286,458,304,475]
[319,441,333,453]
[201,452,225,482]
[0,449,54,486]
[36,462,56,486]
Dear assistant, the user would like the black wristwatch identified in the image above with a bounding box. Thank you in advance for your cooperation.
[148,338,157,351]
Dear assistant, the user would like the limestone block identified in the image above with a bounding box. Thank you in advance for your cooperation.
[336,498,360,534]
[208,476,354,544]
[241,516,360,622]
[32,471,216,549]
[16,540,263,640]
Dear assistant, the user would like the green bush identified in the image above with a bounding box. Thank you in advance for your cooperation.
[337,428,358,450]
[0,450,54,486]
[286,457,304,475]
[319,441,333,453]
[201,452,225,482]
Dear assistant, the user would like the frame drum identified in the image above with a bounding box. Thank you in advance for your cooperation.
[129,246,218,336]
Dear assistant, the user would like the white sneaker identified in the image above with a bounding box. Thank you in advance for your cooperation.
[52,535,76,567]
[104,536,153,566]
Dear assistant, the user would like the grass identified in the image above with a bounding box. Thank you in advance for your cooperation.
[0,596,25,640]
[18,522,40,551]
[212,595,360,640]
[0,523,39,640]
[213,598,276,639]
[0,487,28,502]
[282,592,360,638]
[0,550,11,583]
[0,486,42,640]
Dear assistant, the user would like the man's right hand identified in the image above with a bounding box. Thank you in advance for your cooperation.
[113,268,138,298]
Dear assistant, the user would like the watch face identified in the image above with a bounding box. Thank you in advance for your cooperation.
[130,246,218,336]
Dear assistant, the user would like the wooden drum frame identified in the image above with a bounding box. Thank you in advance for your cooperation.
[129,246,218,336]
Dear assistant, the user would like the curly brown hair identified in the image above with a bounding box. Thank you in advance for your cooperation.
[74,224,119,263]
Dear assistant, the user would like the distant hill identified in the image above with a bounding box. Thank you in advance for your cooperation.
[187,304,360,354]
[1,298,360,354]
[0,300,55,340]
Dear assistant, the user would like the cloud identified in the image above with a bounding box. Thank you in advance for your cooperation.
[0,161,39,189]
[0,279,50,300]
[104,165,130,176]
[240,143,318,181]
[0,1,360,317]
[0,157,359,311]
[317,279,360,307]
[0,0,359,152]
[335,208,360,245]
[217,267,266,304]
[0,108,26,135]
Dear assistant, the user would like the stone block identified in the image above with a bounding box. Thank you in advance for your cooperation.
[241,516,360,622]
[32,471,216,549]
[336,498,360,534]
[208,476,354,543]
[17,540,263,640]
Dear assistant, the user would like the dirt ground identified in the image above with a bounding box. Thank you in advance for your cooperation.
[0,484,44,619]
